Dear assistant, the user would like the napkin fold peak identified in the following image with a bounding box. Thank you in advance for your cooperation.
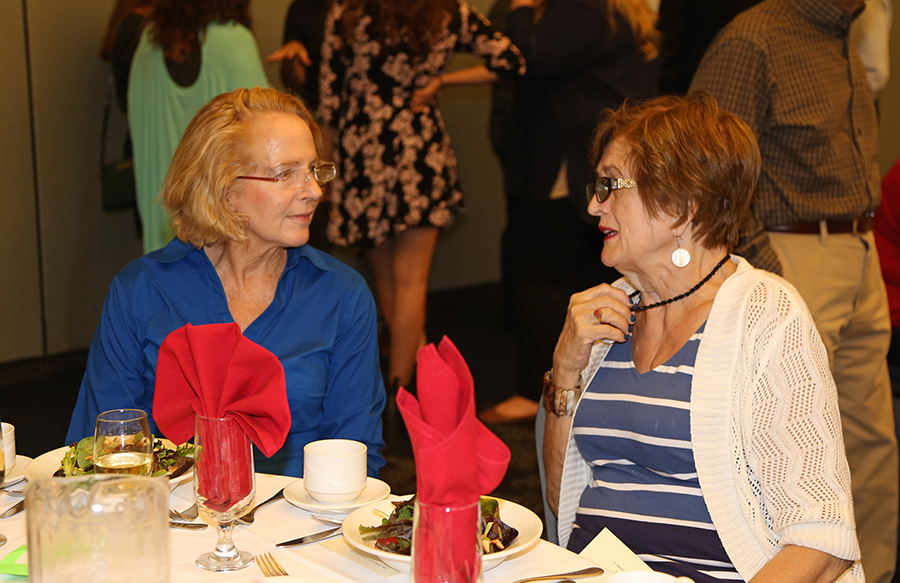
[153,322,291,457]
[397,336,510,506]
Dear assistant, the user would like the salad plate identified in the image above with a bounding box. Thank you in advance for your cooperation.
[283,477,390,514]
[1,456,33,488]
[342,496,542,573]
[24,440,192,482]
[24,446,69,482]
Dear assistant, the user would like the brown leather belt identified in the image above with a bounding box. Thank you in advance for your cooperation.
[766,215,874,235]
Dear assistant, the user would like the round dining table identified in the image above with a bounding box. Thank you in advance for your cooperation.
[0,473,605,582]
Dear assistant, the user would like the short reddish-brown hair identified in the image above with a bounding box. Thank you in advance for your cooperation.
[591,92,760,250]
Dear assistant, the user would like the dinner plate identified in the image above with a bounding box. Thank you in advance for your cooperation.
[342,496,542,573]
[24,440,192,482]
[283,477,390,514]
[24,446,69,482]
[1,456,33,488]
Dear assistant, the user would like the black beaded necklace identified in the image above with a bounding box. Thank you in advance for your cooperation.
[630,255,731,312]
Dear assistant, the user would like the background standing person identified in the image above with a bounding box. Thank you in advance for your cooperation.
[100,0,154,128]
[655,0,760,95]
[690,0,899,581]
[265,0,326,112]
[478,0,659,424]
[318,0,525,391]
[128,0,268,254]
[99,0,154,233]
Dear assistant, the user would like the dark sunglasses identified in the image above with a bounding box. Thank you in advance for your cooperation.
[585,177,637,205]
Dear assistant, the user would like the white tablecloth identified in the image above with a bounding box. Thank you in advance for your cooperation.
[0,473,600,582]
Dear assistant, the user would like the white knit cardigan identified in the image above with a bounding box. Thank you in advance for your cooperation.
[554,257,863,582]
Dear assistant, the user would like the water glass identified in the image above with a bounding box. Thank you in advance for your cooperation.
[194,414,255,571]
[411,499,483,583]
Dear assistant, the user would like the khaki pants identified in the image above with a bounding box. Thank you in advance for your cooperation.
[769,230,898,583]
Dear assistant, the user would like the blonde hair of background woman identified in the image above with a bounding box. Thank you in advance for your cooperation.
[608,0,661,61]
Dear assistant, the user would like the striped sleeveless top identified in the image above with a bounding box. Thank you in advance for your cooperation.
[567,324,742,582]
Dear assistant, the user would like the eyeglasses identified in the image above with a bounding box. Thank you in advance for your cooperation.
[236,162,337,190]
[585,177,637,205]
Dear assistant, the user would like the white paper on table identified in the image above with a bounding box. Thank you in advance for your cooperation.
[322,537,402,578]
[579,527,652,578]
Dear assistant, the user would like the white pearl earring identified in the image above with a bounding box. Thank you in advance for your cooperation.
[672,236,691,268]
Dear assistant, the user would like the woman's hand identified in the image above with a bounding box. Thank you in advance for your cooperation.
[411,77,442,113]
[552,284,633,387]
[266,40,312,66]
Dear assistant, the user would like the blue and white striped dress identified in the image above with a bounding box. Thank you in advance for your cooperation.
[567,323,742,582]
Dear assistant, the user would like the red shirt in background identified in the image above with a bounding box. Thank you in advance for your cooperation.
[876,160,900,328]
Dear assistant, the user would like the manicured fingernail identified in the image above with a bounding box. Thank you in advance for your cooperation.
[630,314,636,323]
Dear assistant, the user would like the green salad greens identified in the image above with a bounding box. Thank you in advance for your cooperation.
[358,496,519,556]
[57,436,194,478]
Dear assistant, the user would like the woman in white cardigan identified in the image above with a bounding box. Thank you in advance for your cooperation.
[542,93,862,582]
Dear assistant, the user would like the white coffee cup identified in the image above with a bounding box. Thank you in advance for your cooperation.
[604,572,694,583]
[303,439,367,505]
[2,423,15,473]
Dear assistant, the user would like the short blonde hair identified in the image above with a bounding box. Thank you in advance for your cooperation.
[591,92,760,250]
[162,87,323,248]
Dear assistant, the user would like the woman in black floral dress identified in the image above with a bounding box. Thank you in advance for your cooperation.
[319,0,525,388]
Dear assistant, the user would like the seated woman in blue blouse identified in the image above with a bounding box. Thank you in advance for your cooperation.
[66,87,386,477]
[541,93,861,582]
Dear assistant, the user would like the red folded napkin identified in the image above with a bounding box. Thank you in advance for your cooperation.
[396,336,510,506]
[397,337,510,582]
[152,322,291,457]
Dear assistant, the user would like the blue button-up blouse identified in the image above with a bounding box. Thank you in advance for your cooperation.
[65,239,386,477]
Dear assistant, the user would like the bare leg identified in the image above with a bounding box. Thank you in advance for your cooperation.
[366,227,439,387]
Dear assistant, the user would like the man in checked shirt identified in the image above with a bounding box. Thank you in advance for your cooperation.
[691,1,898,582]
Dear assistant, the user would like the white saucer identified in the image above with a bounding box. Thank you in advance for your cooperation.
[283,477,390,514]
[1,456,33,488]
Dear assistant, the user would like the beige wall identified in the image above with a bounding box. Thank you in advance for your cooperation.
[0,1,42,363]
[0,0,504,365]
[26,2,144,357]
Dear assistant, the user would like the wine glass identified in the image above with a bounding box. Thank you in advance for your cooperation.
[193,414,255,572]
[93,409,153,475]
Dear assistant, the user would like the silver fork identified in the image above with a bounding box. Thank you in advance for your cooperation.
[168,509,193,522]
[257,552,289,577]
